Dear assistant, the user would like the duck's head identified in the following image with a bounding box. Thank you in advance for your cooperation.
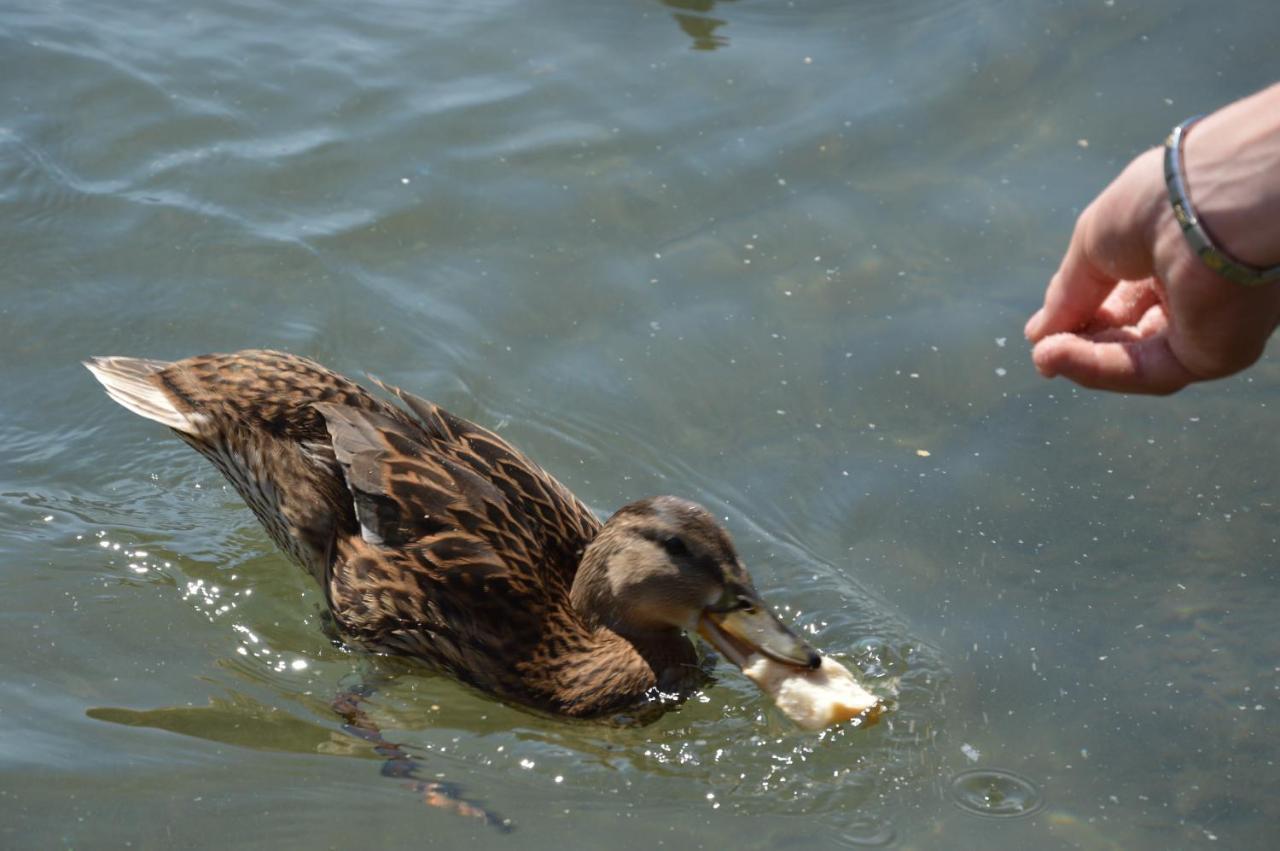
[571,495,820,672]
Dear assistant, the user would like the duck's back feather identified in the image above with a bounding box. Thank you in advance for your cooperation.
[369,379,603,588]
[85,348,604,648]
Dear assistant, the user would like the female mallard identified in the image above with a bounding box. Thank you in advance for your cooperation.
[86,349,819,718]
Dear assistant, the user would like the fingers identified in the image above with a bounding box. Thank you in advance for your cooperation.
[1030,328,1197,395]
[1025,211,1121,341]
[1026,149,1165,342]
[1085,278,1162,332]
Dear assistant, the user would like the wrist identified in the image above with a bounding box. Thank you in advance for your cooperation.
[1181,83,1280,269]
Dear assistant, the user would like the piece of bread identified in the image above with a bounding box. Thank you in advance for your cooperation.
[742,653,883,731]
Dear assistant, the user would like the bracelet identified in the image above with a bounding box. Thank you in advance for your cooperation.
[1164,116,1280,286]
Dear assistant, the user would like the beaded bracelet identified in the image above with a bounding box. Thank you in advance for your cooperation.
[1164,117,1280,286]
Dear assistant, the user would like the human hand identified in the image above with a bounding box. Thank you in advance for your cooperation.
[1025,84,1280,394]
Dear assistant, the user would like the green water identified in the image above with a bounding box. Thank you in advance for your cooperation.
[3,0,1278,847]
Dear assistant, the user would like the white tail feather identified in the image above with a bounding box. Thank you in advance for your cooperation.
[84,356,206,434]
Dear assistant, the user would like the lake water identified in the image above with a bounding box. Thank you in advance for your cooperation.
[3,0,1278,847]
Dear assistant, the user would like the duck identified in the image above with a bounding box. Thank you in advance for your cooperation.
[86,349,820,718]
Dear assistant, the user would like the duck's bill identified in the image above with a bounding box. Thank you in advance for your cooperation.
[697,603,820,671]
[699,604,884,731]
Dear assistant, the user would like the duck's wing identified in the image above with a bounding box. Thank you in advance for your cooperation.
[315,403,580,696]
[367,380,602,583]
[314,402,516,551]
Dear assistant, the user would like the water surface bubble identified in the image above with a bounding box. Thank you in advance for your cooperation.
[948,768,1043,818]
[833,817,896,848]
[851,637,906,678]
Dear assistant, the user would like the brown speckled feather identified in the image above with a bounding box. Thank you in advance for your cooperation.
[86,349,692,717]
[315,405,576,677]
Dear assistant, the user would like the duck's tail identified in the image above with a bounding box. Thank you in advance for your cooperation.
[83,350,372,581]
[83,356,207,435]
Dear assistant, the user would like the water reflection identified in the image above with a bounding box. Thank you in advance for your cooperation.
[87,693,367,758]
[661,0,738,50]
[89,690,515,832]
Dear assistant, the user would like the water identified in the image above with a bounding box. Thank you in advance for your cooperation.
[2,0,1278,847]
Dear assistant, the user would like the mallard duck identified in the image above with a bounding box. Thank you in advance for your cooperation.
[86,349,819,718]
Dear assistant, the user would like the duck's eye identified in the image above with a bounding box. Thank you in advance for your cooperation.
[707,594,756,614]
[660,536,690,558]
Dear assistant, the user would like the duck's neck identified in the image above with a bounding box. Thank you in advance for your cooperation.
[555,547,700,717]
[567,532,620,627]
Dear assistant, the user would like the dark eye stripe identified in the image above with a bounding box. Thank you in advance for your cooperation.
[636,527,691,557]
[660,536,690,557]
